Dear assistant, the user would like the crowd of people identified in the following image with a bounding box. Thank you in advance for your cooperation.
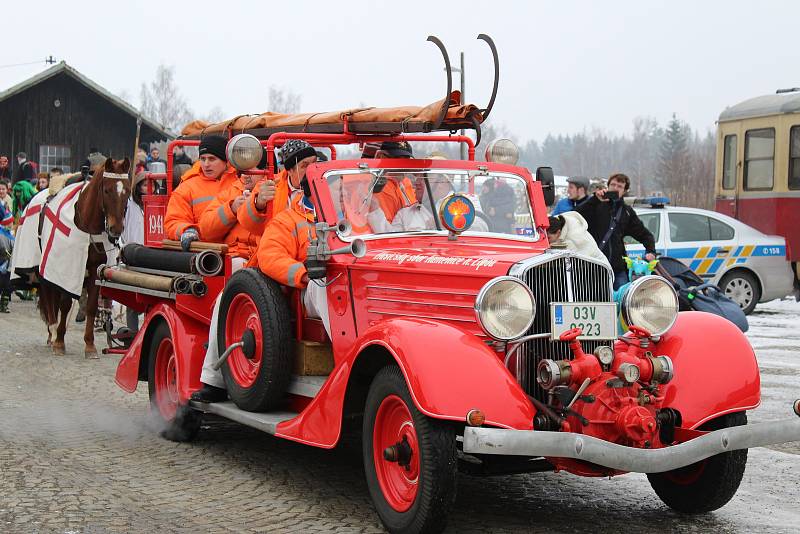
[547,173,657,289]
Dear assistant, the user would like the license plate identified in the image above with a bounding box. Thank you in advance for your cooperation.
[550,302,618,340]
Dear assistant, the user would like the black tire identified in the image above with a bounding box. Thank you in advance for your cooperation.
[719,270,760,315]
[147,321,200,442]
[647,412,748,513]
[217,268,292,412]
[363,366,457,534]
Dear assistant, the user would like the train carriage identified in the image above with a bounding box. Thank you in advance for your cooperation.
[715,89,800,292]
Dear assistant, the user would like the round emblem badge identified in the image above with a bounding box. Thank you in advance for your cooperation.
[438,194,476,234]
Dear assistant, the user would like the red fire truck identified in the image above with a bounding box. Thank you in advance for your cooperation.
[103,37,800,534]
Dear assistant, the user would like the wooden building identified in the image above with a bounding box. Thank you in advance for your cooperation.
[0,61,172,173]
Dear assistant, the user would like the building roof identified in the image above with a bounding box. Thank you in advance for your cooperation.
[718,91,800,122]
[0,61,174,139]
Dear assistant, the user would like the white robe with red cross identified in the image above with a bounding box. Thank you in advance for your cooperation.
[38,182,113,299]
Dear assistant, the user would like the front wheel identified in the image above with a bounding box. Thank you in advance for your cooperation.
[720,271,760,315]
[363,366,457,534]
[647,412,748,513]
[147,321,200,442]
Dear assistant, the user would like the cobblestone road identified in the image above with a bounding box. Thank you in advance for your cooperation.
[1,299,798,533]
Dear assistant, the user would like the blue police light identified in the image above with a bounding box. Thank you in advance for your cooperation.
[641,196,670,208]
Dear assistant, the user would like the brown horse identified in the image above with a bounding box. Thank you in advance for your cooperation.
[39,157,131,357]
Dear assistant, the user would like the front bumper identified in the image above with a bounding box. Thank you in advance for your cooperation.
[463,416,800,474]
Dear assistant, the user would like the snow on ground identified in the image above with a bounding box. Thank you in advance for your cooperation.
[746,298,800,424]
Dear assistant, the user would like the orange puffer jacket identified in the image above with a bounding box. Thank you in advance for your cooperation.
[198,179,260,259]
[375,176,416,222]
[238,169,296,237]
[164,162,239,240]
[253,195,316,288]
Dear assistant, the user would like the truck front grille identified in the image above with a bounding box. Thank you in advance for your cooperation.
[515,253,613,401]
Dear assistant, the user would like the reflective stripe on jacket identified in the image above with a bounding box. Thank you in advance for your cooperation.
[198,179,260,259]
[253,194,316,288]
[238,169,293,236]
[163,162,238,240]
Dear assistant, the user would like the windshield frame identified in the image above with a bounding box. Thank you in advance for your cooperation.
[320,166,544,244]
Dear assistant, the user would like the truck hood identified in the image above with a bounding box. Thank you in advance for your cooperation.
[352,235,547,279]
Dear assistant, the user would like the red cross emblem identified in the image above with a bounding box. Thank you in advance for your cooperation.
[40,186,82,275]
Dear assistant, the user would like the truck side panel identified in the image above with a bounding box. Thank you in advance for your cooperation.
[276,318,535,447]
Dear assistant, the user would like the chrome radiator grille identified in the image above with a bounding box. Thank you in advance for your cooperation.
[515,253,613,401]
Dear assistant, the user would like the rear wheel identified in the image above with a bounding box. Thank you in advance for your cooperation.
[647,412,748,513]
[720,271,760,315]
[218,269,292,412]
[147,321,200,442]
[363,366,457,534]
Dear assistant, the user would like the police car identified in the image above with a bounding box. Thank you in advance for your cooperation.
[625,197,794,314]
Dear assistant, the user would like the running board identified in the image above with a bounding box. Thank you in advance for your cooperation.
[189,401,297,435]
[288,375,327,398]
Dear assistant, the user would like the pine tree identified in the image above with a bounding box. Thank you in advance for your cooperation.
[657,113,693,204]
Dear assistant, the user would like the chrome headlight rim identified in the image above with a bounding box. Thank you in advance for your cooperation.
[621,275,679,336]
[474,276,536,341]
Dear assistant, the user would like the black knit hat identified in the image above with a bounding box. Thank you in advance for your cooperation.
[198,135,228,162]
[280,139,317,170]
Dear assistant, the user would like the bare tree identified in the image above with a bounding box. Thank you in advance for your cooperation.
[140,64,193,133]
[269,85,302,114]
[203,106,226,123]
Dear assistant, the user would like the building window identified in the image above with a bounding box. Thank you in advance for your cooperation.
[722,134,737,190]
[38,145,71,173]
[789,126,800,190]
[743,128,774,190]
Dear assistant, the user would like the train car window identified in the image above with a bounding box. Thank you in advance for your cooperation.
[744,128,775,190]
[722,135,737,190]
[669,213,711,242]
[789,126,800,190]
[709,217,735,240]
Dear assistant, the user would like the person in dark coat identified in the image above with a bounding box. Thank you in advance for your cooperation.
[13,153,36,184]
[0,155,11,180]
[480,177,517,233]
[172,145,193,166]
[575,173,657,289]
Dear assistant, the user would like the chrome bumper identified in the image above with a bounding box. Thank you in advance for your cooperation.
[462,417,800,474]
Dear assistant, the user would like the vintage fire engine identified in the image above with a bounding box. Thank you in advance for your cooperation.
[103,36,800,534]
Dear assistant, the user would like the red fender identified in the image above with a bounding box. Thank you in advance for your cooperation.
[114,303,209,402]
[276,318,535,447]
[654,311,760,428]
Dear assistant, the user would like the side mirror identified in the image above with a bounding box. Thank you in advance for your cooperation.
[536,166,555,207]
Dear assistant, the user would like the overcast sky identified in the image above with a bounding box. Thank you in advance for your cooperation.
[3,0,798,142]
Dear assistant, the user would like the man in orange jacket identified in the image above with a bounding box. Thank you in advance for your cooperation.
[238,139,318,237]
[371,141,416,222]
[198,148,271,263]
[163,135,238,250]
[192,140,323,403]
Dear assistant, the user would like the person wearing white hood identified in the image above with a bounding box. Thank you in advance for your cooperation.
[547,211,611,268]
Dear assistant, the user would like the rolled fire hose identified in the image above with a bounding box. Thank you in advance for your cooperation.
[190,280,207,297]
[99,265,174,293]
[161,239,228,254]
[121,244,223,277]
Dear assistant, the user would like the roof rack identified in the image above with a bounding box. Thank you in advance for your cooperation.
[179,34,499,145]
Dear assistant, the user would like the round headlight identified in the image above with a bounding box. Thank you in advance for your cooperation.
[475,276,535,340]
[484,138,519,165]
[621,276,679,336]
[226,134,264,171]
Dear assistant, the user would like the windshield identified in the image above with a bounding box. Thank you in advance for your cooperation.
[326,169,537,239]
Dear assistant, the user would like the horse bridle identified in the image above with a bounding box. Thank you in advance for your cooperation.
[94,171,130,248]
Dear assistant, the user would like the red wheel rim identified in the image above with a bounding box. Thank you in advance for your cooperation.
[225,293,263,388]
[373,394,420,512]
[154,337,179,421]
[664,459,707,485]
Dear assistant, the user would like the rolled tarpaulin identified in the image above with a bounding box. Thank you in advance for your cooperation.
[99,265,175,293]
[161,239,228,254]
[121,244,224,277]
